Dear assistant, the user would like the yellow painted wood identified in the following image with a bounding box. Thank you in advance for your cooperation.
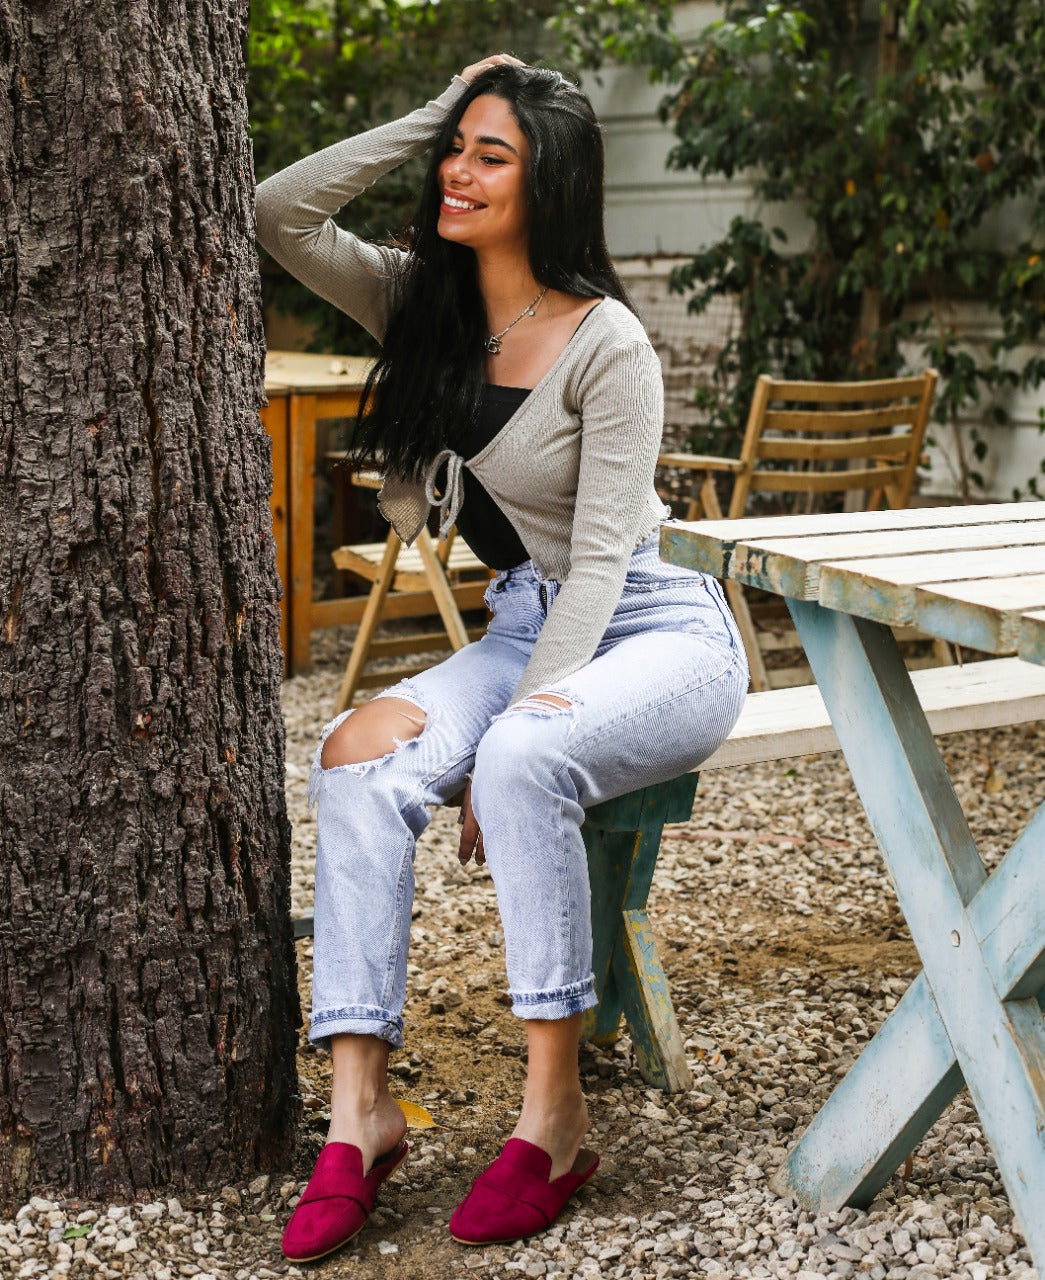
[334,531,401,714]
[758,374,931,401]
[310,580,490,628]
[415,528,471,651]
[756,433,914,461]
[762,404,921,432]
[749,464,905,493]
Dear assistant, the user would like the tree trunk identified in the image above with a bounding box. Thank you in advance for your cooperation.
[0,0,300,1201]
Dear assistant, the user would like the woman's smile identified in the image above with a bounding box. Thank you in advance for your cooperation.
[441,191,487,213]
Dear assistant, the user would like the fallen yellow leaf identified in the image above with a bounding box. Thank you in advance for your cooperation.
[395,1099,438,1129]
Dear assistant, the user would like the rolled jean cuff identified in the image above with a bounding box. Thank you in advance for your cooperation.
[309,1005,405,1052]
[509,973,597,1021]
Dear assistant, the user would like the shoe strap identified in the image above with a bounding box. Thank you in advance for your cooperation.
[475,1158,570,1225]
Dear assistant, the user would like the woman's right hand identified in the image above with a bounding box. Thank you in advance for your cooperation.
[457,778,485,866]
[459,53,527,84]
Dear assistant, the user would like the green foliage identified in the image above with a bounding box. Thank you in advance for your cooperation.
[658,1,1045,496]
[248,0,670,354]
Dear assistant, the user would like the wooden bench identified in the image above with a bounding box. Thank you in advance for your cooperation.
[292,656,1045,1089]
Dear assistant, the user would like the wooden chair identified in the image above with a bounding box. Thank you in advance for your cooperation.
[658,371,939,690]
[331,473,492,714]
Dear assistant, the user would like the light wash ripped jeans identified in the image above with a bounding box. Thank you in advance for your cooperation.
[307,526,748,1050]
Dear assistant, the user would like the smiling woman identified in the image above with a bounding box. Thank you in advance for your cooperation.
[255,53,749,1263]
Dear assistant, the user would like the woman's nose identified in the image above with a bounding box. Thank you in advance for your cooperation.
[442,155,470,184]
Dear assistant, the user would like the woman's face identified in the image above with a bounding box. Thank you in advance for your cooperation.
[436,95,531,256]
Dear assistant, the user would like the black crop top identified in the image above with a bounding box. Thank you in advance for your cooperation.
[449,385,531,570]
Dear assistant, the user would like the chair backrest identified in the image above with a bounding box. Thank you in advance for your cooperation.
[727,370,938,519]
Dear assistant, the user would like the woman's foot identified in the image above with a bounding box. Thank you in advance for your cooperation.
[326,1090,408,1174]
[326,1033,408,1173]
[281,1033,409,1260]
[509,1088,590,1180]
[448,1136,598,1245]
[282,1139,409,1261]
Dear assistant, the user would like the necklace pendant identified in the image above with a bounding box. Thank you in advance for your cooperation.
[484,335,502,355]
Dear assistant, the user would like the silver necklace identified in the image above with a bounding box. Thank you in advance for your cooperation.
[484,287,547,354]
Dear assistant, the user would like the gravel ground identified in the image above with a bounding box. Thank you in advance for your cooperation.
[5,628,1042,1280]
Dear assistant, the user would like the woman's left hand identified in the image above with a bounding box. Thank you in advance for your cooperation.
[457,778,485,866]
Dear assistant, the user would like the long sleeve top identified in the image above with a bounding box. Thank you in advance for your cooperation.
[255,77,669,702]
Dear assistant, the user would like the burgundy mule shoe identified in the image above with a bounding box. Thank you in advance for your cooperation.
[281,1139,409,1262]
[449,1138,599,1246]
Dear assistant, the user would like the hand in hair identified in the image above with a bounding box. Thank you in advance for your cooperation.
[459,53,527,84]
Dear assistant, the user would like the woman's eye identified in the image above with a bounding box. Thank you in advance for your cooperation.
[482,156,506,166]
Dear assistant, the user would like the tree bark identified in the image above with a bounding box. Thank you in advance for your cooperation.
[0,0,299,1201]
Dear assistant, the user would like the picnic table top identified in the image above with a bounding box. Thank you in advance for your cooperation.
[263,350,374,394]
[660,501,1045,666]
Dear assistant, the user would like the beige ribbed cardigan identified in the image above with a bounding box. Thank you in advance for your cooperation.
[255,79,669,701]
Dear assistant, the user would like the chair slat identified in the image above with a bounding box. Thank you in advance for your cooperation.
[756,434,915,462]
[766,376,930,402]
[750,465,906,493]
[763,405,920,433]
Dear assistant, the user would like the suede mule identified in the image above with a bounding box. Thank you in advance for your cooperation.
[449,1138,599,1245]
[281,1139,409,1262]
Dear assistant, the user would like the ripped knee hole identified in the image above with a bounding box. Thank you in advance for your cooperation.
[507,691,575,715]
[320,698,427,769]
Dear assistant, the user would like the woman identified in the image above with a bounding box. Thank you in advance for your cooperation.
[255,54,748,1260]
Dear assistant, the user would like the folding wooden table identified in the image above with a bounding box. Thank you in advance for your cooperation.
[661,502,1045,1269]
[261,351,374,674]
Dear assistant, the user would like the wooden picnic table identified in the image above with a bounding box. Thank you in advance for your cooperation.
[660,501,1045,1269]
[261,351,375,674]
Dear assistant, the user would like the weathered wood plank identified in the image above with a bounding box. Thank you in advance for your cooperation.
[659,503,1045,574]
[769,974,964,1211]
[700,657,1045,769]
[911,574,1045,653]
[614,909,692,1092]
[817,545,1045,623]
[264,350,373,392]
[749,464,906,494]
[660,512,1045,593]
[581,826,636,1047]
[579,778,698,1080]
[739,519,1045,565]
[1020,609,1045,667]
[969,805,1045,1002]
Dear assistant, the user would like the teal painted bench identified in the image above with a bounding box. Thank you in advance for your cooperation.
[293,656,1045,1092]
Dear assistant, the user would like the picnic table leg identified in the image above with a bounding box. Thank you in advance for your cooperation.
[581,776,698,1092]
[772,599,1045,1269]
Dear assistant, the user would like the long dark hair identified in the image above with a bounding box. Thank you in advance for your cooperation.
[350,64,634,481]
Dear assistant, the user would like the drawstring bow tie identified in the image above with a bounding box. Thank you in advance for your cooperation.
[424,449,465,539]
